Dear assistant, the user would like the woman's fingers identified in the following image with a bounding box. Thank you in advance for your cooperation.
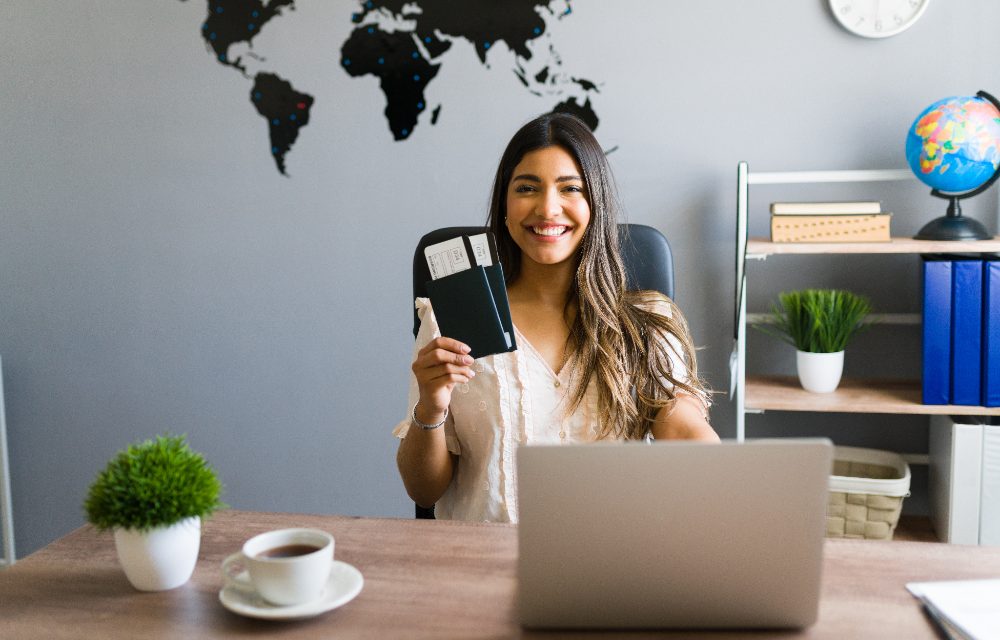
[425,370,474,386]
[417,337,471,359]
[413,359,476,382]
[412,338,476,414]
[414,339,476,373]
[424,350,474,367]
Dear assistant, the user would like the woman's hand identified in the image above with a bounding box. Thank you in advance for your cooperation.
[411,337,476,422]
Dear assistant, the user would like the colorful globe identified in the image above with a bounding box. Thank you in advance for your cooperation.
[905,94,1000,193]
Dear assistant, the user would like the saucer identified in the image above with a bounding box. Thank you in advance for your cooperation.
[218,561,364,620]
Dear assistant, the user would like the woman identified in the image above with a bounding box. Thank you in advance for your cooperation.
[394,112,717,522]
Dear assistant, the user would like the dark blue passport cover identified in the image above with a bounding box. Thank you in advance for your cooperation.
[425,265,516,360]
[922,259,952,405]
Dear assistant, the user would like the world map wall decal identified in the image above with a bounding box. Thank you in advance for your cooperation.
[180,0,601,176]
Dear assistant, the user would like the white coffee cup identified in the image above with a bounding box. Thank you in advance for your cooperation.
[222,528,334,606]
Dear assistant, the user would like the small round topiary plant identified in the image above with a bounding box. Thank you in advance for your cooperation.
[84,434,225,531]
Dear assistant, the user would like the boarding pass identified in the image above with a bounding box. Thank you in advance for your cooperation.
[424,232,498,280]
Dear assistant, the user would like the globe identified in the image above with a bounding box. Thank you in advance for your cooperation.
[906,94,1000,192]
[904,91,1000,240]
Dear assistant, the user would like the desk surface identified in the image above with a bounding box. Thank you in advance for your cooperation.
[2,509,999,639]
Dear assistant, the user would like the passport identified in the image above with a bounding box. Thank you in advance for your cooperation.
[423,232,517,360]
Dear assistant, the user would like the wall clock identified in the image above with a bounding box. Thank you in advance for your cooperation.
[829,0,930,38]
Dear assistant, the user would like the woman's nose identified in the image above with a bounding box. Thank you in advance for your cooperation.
[536,188,562,217]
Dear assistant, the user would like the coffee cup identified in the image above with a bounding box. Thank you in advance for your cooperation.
[222,528,334,606]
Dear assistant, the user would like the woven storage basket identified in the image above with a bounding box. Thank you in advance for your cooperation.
[826,446,911,540]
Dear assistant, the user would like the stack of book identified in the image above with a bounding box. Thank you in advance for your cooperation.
[923,257,1000,407]
[769,201,891,243]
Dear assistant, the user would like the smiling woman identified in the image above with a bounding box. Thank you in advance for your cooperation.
[393,112,718,524]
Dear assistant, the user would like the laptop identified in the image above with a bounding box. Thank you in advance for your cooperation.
[516,439,833,630]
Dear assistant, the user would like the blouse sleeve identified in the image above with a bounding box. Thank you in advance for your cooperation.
[391,298,461,455]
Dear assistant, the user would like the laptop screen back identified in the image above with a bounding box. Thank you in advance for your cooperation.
[516,439,833,630]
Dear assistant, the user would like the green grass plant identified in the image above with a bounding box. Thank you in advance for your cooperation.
[84,434,224,531]
[756,289,872,353]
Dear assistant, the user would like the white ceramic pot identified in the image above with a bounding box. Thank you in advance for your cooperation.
[796,350,845,393]
[113,516,201,591]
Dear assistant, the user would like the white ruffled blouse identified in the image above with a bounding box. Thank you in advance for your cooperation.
[393,297,686,523]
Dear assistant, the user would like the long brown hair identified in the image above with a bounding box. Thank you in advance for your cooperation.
[486,113,710,439]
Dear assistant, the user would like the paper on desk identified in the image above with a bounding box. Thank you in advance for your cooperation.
[907,579,1000,640]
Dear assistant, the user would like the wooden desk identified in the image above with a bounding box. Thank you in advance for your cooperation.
[2,510,999,639]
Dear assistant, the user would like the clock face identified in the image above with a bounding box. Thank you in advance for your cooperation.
[829,0,930,38]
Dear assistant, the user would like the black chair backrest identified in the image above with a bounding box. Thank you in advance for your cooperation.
[412,223,674,338]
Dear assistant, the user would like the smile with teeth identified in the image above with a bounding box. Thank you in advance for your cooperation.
[532,225,569,236]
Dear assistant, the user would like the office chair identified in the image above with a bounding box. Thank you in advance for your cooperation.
[410,223,675,519]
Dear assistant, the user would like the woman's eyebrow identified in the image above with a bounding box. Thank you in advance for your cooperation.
[511,173,582,182]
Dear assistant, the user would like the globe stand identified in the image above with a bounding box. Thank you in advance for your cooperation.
[914,195,992,241]
[912,89,1000,242]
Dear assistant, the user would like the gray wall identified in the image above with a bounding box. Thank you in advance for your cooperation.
[3,0,999,555]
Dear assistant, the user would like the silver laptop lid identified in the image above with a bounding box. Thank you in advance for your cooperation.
[517,439,833,630]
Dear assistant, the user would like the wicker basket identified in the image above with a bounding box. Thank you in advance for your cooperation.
[826,446,911,540]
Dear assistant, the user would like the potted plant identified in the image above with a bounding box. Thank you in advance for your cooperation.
[84,434,224,591]
[756,289,872,393]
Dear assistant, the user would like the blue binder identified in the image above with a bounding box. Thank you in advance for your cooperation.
[923,259,952,404]
[984,260,1000,407]
[952,259,983,405]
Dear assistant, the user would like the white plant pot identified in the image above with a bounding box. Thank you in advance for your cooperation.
[113,516,201,591]
[796,350,845,393]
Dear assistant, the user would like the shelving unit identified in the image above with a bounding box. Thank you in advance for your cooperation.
[733,163,1000,443]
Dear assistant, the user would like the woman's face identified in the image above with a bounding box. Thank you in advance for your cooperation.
[504,145,591,270]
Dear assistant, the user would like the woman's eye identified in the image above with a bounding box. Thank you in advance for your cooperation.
[563,185,584,193]
[514,184,535,193]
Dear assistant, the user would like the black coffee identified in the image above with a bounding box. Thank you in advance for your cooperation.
[257,544,322,559]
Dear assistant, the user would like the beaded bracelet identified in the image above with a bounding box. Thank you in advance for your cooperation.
[411,403,448,430]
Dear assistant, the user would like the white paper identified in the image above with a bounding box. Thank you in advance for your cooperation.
[424,237,472,280]
[907,579,1000,640]
[467,233,493,267]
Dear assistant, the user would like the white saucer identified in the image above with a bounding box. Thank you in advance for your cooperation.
[218,560,364,620]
